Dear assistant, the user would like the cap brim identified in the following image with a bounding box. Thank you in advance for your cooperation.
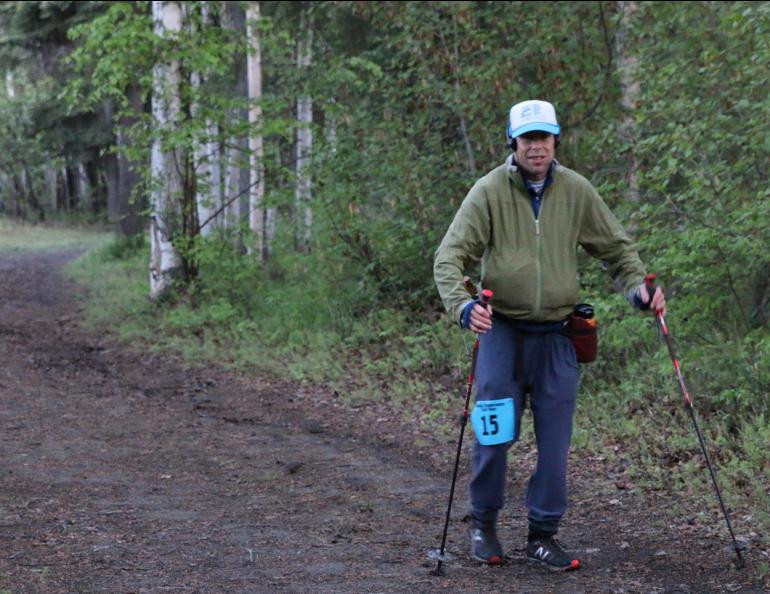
[510,122,560,138]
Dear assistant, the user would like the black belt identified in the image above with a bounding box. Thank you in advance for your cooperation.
[495,314,569,334]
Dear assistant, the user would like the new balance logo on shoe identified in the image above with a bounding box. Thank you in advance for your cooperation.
[526,536,581,572]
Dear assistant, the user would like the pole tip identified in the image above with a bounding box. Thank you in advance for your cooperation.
[731,547,746,569]
[429,565,445,577]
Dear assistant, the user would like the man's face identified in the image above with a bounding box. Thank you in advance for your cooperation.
[514,131,556,181]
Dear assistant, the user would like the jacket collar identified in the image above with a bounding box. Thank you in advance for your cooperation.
[506,154,560,192]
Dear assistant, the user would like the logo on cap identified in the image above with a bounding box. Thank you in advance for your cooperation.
[520,104,541,121]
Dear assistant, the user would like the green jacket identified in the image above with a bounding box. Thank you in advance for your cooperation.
[434,156,646,323]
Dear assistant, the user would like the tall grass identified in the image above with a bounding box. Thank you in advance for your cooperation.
[0,216,110,252]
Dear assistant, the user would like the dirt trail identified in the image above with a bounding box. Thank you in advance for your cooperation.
[0,250,765,594]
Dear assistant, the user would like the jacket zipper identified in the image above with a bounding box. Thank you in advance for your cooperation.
[534,215,542,315]
[531,174,552,318]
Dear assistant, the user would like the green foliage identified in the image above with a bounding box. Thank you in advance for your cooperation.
[0,1,114,218]
[306,1,626,310]
[65,3,155,111]
[100,232,147,261]
[608,1,770,420]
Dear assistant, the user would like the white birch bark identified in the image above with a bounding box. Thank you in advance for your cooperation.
[191,2,222,237]
[222,2,247,238]
[77,163,90,210]
[44,166,57,210]
[224,144,243,230]
[246,1,266,259]
[295,5,313,253]
[60,166,69,209]
[5,71,16,98]
[194,121,222,236]
[149,1,184,300]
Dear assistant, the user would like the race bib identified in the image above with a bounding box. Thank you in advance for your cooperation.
[471,398,515,446]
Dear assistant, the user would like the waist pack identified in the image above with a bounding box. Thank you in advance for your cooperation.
[502,308,597,363]
[568,303,597,363]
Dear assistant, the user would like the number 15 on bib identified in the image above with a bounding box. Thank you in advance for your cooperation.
[470,398,515,446]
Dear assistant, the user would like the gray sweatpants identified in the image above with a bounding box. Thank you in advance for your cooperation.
[469,315,579,536]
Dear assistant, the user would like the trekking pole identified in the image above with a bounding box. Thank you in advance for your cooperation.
[645,274,746,569]
[428,282,493,576]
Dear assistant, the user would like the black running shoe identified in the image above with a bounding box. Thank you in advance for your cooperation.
[526,535,580,571]
[469,523,503,565]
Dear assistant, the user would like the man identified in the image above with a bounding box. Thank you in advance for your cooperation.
[433,99,665,571]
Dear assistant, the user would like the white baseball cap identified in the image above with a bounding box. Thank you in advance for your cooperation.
[507,100,560,141]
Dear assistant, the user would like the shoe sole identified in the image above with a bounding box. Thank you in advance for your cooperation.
[526,557,581,572]
[472,553,503,565]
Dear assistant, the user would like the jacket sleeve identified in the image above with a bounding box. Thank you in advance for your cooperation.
[433,184,491,323]
[578,187,646,293]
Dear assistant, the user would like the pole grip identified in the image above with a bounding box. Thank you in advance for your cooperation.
[462,277,493,309]
[479,289,493,307]
[643,273,660,313]
[644,272,657,292]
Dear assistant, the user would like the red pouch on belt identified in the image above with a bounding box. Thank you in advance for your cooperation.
[569,304,597,363]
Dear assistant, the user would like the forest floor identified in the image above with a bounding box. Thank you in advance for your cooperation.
[0,249,767,594]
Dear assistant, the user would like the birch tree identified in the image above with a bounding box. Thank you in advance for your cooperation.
[246,1,267,259]
[190,1,223,237]
[149,0,185,300]
[294,2,313,253]
[222,2,248,242]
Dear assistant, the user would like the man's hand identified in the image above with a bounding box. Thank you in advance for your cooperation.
[639,283,667,317]
[461,299,493,334]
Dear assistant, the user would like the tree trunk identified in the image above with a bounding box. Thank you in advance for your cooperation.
[65,166,78,211]
[295,3,313,254]
[192,121,222,239]
[56,168,68,211]
[246,1,266,259]
[102,151,121,221]
[191,1,222,237]
[149,0,185,300]
[116,85,146,236]
[220,2,248,249]
[20,165,45,221]
[85,159,106,215]
[11,174,24,218]
[44,166,57,211]
[101,101,121,224]
[76,163,91,211]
